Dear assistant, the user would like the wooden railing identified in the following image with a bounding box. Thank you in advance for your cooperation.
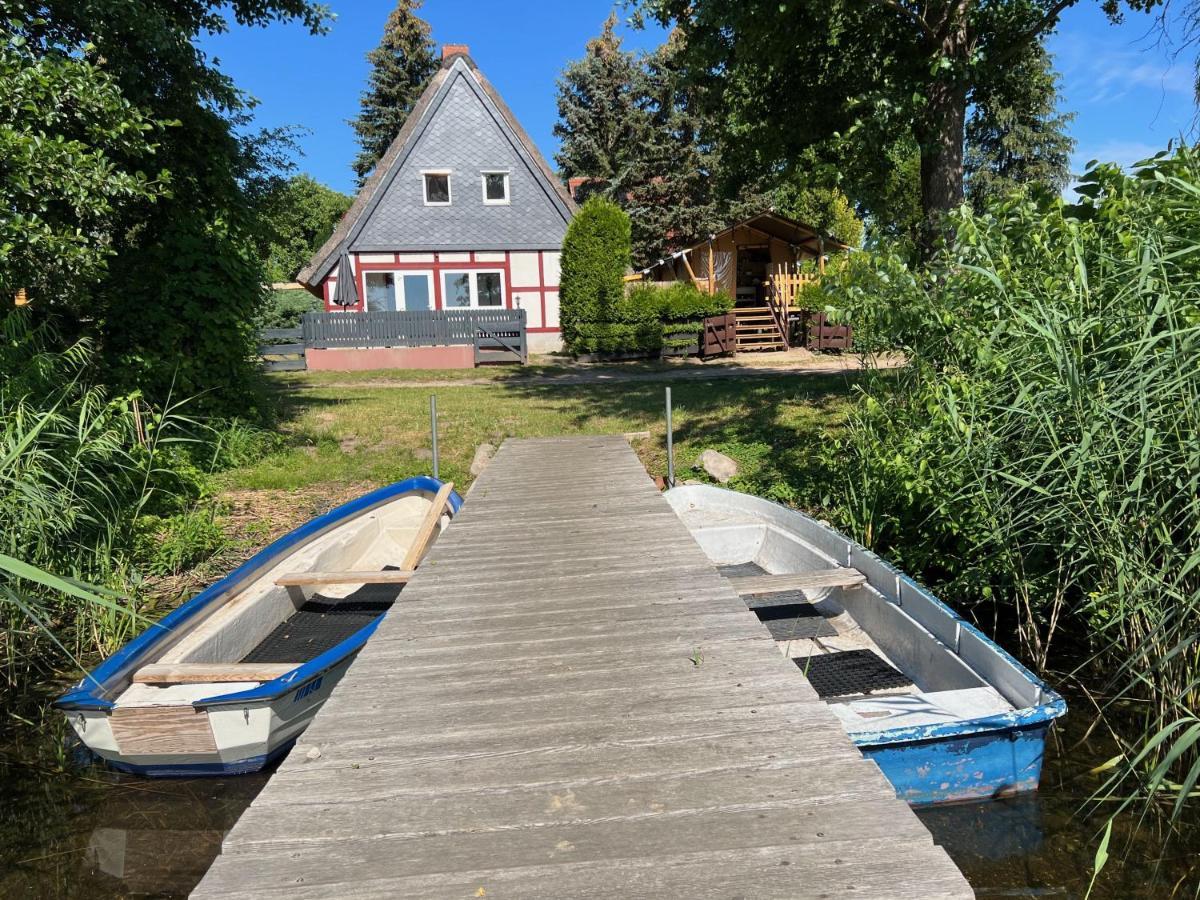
[767,269,821,310]
[302,309,526,352]
[763,285,790,350]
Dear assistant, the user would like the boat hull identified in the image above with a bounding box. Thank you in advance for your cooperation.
[861,721,1051,805]
[664,483,1065,806]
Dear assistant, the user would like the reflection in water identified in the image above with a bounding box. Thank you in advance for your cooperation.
[1,729,271,900]
[3,693,1199,897]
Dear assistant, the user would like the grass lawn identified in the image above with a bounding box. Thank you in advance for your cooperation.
[219,371,861,519]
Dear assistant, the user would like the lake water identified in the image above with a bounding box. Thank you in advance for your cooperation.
[2,691,1197,898]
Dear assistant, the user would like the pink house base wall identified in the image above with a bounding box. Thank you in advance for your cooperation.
[306,346,474,371]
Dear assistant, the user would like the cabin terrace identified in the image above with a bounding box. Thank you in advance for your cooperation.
[299,45,575,365]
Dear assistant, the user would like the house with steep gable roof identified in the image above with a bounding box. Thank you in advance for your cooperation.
[299,44,575,354]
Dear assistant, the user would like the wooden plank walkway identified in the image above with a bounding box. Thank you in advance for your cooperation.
[192,436,972,899]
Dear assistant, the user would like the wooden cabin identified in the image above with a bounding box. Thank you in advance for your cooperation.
[638,211,849,351]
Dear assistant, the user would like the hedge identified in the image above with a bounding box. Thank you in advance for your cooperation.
[570,283,734,355]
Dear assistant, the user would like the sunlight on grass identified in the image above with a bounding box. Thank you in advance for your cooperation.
[220,375,858,508]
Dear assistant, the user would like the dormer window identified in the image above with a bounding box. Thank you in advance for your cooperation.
[422,170,451,205]
[482,171,510,205]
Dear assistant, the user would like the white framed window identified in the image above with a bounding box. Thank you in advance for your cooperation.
[481,171,510,205]
[364,270,434,312]
[422,169,451,206]
[441,270,505,309]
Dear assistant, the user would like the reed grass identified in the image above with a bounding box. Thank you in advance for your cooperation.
[0,310,216,692]
[818,147,1200,826]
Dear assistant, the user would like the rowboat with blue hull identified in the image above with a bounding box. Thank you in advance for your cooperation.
[55,476,461,777]
[665,484,1065,805]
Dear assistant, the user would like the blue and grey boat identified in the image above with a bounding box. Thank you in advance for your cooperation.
[665,483,1066,805]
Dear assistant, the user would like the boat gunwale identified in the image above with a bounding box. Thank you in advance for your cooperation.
[54,476,462,712]
[663,484,1067,746]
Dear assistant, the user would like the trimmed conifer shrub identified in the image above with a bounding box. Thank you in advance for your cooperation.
[559,197,632,353]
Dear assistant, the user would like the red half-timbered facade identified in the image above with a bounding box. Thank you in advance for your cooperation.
[299,45,575,355]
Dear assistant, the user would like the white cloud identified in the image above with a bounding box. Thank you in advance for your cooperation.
[1088,54,1194,103]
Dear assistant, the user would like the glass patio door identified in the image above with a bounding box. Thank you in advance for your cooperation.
[364,271,433,312]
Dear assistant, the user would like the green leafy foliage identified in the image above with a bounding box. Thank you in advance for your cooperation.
[259,288,321,330]
[964,47,1075,212]
[0,309,279,688]
[815,146,1200,820]
[571,283,733,354]
[259,175,352,282]
[554,14,648,198]
[134,507,227,577]
[350,0,438,183]
[771,179,864,249]
[0,20,166,304]
[559,196,633,352]
[4,1,332,418]
[642,0,1150,253]
[555,23,860,266]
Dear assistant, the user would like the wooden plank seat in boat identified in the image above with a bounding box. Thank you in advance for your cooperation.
[275,569,415,587]
[724,568,867,595]
[132,663,300,684]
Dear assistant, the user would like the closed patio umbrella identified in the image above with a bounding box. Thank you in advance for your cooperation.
[333,249,359,308]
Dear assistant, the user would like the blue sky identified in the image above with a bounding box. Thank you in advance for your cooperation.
[201,1,1196,197]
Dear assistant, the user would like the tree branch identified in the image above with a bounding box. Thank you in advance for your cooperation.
[869,0,936,38]
[991,0,1079,68]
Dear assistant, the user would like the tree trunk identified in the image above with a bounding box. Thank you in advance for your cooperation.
[917,3,971,259]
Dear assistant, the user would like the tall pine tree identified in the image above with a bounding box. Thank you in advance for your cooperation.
[964,49,1075,211]
[553,13,649,202]
[351,0,438,184]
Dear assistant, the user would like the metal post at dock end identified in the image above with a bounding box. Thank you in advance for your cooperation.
[430,394,439,481]
[665,386,674,489]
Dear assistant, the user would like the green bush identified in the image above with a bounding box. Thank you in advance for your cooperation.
[259,289,321,330]
[571,283,732,356]
[135,507,227,577]
[813,146,1200,822]
[560,197,632,352]
[570,322,664,354]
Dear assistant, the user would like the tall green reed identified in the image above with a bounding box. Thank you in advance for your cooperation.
[816,147,1200,819]
[0,310,194,689]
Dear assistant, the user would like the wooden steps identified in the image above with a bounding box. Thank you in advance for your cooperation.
[190,436,972,900]
[734,304,788,351]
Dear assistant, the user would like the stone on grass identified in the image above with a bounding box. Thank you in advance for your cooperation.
[470,443,496,477]
[694,449,739,484]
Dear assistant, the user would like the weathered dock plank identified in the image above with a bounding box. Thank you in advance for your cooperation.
[191,435,971,899]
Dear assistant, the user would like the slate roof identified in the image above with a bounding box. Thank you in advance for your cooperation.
[300,52,576,286]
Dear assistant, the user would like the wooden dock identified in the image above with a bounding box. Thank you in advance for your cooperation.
[192,436,972,899]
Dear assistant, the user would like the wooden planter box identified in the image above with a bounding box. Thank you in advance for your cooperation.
[794,310,852,351]
[700,313,737,358]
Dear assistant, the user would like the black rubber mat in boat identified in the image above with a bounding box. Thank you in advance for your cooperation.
[717,561,768,579]
[795,649,913,699]
[755,603,838,641]
[240,582,400,664]
[743,589,811,610]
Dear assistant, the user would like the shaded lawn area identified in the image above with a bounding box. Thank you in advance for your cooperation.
[220,372,863,516]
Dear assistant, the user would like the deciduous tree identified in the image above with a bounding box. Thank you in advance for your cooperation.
[8,0,332,414]
[642,0,1154,255]
[259,175,352,282]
